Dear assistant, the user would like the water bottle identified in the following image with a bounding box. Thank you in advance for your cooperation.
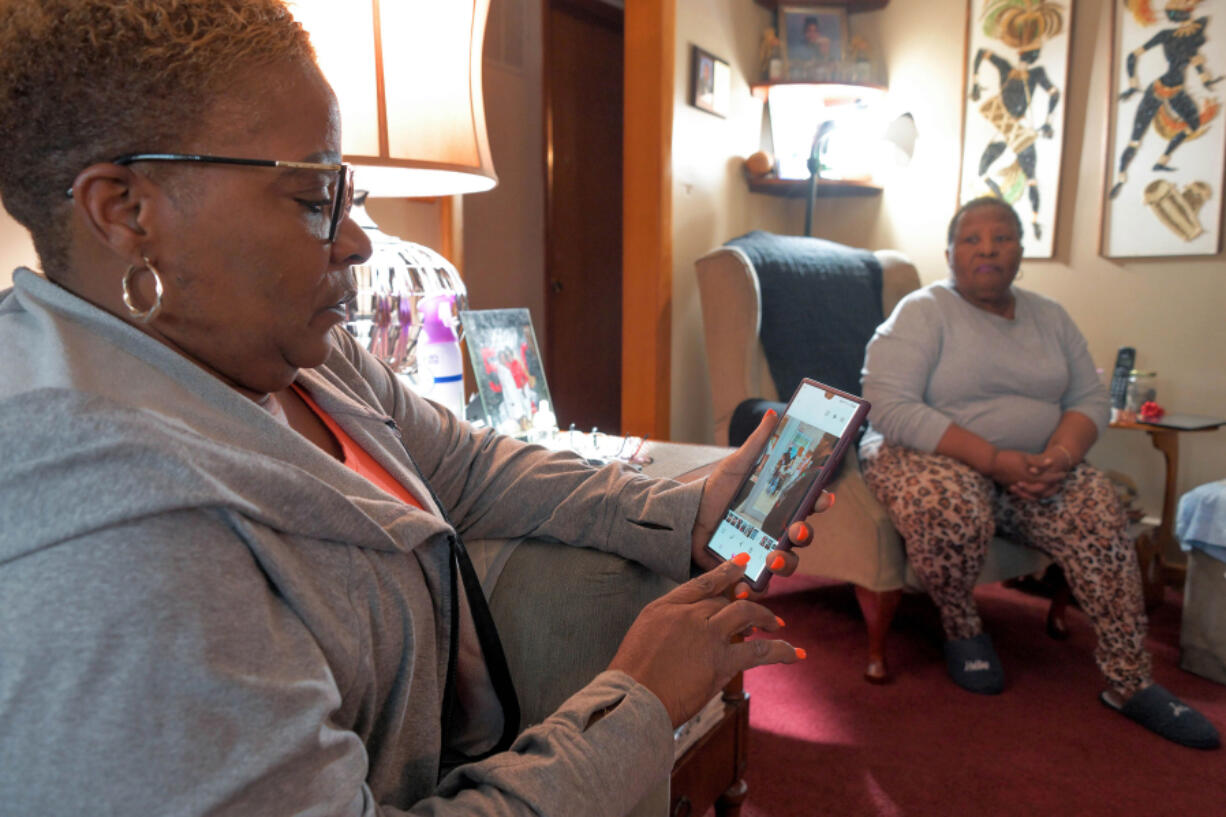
[417,293,465,418]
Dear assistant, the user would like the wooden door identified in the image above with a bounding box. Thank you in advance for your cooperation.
[544,0,623,433]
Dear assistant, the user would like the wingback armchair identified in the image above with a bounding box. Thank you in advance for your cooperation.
[694,232,1059,682]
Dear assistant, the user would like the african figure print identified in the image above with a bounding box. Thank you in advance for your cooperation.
[1103,0,1225,256]
[959,0,1072,258]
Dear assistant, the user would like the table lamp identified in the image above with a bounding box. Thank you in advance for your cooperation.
[289,0,495,416]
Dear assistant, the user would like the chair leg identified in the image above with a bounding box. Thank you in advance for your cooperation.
[1046,581,1072,640]
[854,586,902,684]
[715,778,748,817]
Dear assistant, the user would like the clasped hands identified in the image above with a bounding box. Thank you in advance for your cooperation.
[989,445,1072,501]
[608,411,832,727]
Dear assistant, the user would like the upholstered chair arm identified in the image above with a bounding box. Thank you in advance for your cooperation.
[695,246,779,445]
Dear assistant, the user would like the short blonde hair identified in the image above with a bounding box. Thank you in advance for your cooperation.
[0,0,315,276]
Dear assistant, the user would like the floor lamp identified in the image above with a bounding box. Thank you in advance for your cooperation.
[803,111,917,238]
[803,120,838,238]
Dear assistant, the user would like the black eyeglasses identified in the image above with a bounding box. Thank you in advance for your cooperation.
[68,153,355,243]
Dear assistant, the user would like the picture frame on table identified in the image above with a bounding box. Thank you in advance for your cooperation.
[778,4,848,81]
[690,45,731,117]
[1099,1,1225,258]
[459,308,555,440]
[956,0,1074,259]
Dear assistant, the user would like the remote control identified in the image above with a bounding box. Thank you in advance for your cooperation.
[1109,346,1136,410]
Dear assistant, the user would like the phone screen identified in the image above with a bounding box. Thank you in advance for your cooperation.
[705,380,868,586]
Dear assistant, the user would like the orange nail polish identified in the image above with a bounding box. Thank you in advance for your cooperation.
[792,524,810,544]
[770,555,785,571]
[735,590,749,600]
[829,492,836,506]
[731,552,750,566]
[775,616,786,628]
[794,647,807,660]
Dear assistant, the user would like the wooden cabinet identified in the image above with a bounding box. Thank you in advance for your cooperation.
[669,685,750,817]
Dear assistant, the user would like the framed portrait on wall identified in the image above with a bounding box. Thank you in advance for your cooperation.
[778,5,848,80]
[689,45,731,117]
[1100,1,1225,258]
[956,0,1073,259]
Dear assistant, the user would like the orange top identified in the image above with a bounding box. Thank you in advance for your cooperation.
[291,384,424,510]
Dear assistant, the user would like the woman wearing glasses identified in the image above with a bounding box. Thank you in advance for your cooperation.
[0,2,822,815]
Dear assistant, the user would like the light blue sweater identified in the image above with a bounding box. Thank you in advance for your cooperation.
[861,279,1109,455]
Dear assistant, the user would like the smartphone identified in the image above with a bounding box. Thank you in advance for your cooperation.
[1109,346,1136,410]
[704,378,870,592]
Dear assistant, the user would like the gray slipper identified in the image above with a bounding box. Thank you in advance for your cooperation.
[1101,684,1221,750]
[944,633,1005,695]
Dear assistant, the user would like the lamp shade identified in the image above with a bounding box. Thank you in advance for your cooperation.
[289,0,497,198]
[883,112,917,164]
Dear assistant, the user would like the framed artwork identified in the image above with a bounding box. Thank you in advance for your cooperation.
[956,0,1074,259]
[778,5,848,81]
[690,45,731,117]
[1101,1,1225,258]
[459,308,555,439]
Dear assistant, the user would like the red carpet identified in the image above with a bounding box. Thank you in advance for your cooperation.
[730,575,1226,817]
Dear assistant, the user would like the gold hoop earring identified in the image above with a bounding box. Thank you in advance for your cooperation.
[122,257,164,323]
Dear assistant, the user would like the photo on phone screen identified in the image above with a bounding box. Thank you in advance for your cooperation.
[705,380,869,589]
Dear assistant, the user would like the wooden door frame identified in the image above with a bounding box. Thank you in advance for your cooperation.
[622,0,673,439]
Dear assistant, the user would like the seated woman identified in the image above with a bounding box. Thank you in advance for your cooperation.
[858,196,1219,750]
[0,2,823,813]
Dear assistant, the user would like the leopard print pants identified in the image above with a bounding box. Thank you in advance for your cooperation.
[860,442,1151,696]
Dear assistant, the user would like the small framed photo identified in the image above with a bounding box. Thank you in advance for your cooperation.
[690,45,731,117]
[459,308,555,439]
[779,5,848,80]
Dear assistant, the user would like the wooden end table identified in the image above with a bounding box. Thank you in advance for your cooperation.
[1109,416,1225,606]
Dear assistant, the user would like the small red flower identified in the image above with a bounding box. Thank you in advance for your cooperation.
[1139,401,1165,422]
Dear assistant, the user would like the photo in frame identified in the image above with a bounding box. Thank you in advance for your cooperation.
[956,0,1074,258]
[778,5,848,80]
[690,45,731,117]
[459,308,556,439]
[1101,1,1225,258]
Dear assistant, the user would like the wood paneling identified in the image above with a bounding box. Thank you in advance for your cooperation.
[621,0,673,439]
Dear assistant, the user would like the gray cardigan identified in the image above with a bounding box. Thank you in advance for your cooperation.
[0,269,704,816]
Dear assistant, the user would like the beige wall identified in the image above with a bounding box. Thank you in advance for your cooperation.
[670,0,802,444]
[872,0,1226,533]
[669,0,1226,534]
[0,205,37,287]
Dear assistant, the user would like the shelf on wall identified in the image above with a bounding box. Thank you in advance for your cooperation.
[750,80,887,103]
[753,0,889,12]
[746,174,881,198]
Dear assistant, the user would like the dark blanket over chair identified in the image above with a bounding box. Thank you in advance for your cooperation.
[725,231,883,402]
[723,231,884,446]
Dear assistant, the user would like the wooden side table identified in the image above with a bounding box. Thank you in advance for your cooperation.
[1109,417,1225,605]
[640,441,749,817]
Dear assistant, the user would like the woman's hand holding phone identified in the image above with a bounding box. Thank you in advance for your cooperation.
[691,409,832,600]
